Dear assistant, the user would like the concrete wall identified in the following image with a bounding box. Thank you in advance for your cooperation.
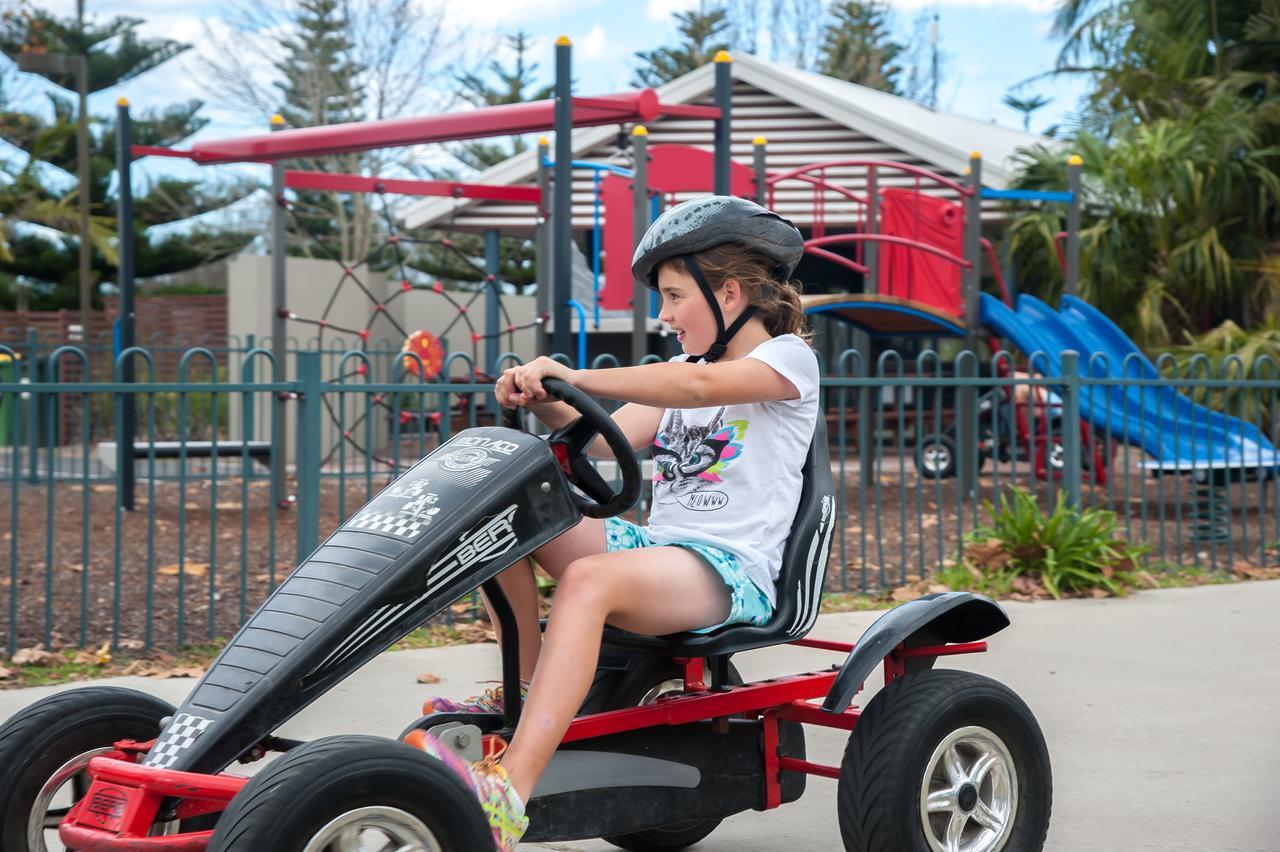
[227,254,540,375]
[226,255,540,465]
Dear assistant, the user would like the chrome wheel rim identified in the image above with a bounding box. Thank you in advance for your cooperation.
[922,442,951,475]
[27,746,182,852]
[637,678,683,706]
[28,747,112,852]
[919,725,1017,852]
[301,806,442,852]
[1047,443,1066,470]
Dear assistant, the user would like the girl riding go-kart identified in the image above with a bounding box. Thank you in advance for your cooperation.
[0,198,1051,852]
[413,196,824,849]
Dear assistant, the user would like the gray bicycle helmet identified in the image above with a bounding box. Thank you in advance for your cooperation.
[631,197,804,363]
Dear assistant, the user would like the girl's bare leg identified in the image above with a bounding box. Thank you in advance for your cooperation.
[500,546,732,803]
[477,517,608,681]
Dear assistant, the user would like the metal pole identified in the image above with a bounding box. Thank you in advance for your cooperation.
[295,351,322,560]
[714,51,732,196]
[752,136,767,206]
[957,152,983,499]
[116,99,137,511]
[1061,350,1082,508]
[76,52,91,341]
[866,165,879,296]
[269,114,289,506]
[631,126,650,366]
[1065,154,1083,299]
[535,137,551,358]
[552,37,573,359]
[484,229,501,377]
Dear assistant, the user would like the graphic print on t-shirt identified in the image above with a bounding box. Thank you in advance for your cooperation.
[652,407,747,512]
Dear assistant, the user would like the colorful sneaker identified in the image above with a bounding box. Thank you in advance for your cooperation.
[423,681,529,716]
[404,729,528,851]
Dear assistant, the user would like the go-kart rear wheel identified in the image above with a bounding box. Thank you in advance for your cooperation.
[601,657,743,852]
[0,686,177,851]
[206,735,492,852]
[836,669,1051,852]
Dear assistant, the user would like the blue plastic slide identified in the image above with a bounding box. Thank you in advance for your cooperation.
[978,292,1280,473]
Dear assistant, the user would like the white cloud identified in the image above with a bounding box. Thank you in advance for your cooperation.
[580,25,609,58]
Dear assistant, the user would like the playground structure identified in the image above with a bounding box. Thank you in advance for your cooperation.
[113,41,1280,515]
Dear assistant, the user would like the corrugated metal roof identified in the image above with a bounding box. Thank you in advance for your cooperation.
[403,53,1047,234]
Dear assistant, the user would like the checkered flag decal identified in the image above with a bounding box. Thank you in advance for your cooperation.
[145,712,214,768]
[346,510,426,539]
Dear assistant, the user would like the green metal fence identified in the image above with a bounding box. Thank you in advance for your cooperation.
[1,343,1277,654]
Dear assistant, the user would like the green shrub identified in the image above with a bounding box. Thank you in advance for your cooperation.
[938,488,1147,599]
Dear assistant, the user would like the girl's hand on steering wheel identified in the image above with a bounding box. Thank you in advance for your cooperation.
[497,357,576,408]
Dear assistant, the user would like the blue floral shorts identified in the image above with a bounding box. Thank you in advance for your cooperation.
[603,517,774,633]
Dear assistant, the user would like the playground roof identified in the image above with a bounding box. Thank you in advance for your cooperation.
[403,53,1047,232]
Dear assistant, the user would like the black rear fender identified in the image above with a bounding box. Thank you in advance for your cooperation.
[821,592,1008,713]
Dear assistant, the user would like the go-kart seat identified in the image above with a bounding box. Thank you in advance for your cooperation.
[601,416,836,658]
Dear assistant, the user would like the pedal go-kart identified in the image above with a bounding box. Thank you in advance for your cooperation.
[914,384,1110,485]
[0,379,1052,851]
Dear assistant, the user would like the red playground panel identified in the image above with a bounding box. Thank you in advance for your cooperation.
[878,188,964,317]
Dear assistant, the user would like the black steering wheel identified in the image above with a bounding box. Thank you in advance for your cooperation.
[534,378,642,520]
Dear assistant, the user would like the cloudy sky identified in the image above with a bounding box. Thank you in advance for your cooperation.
[21,0,1088,184]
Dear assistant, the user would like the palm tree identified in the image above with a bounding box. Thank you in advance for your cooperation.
[1002,92,1053,131]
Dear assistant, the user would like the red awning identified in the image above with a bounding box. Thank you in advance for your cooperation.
[176,90,714,165]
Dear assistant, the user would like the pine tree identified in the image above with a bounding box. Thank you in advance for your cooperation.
[451,32,553,172]
[818,1,904,93]
[0,8,251,311]
[273,0,364,129]
[632,5,732,87]
[272,0,371,264]
[410,33,552,294]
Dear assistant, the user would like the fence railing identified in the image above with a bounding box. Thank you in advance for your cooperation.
[2,344,1277,654]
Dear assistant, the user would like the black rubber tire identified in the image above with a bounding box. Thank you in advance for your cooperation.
[837,669,1051,852]
[0,686,177,851]
[915,434,958,480]
[601,657,743,852]
[207,735,493,852]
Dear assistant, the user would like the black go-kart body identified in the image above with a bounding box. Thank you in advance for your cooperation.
[0,379,1052,852]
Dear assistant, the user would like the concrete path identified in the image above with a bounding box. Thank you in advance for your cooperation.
[3,580,1278,851]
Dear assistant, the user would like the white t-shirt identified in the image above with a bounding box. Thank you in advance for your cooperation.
[646,334,820,606]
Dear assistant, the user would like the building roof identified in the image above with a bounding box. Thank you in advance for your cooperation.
[403,53,1048,232]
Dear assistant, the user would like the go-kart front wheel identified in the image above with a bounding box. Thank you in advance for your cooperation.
[207,735,493,852]
[836,669,1051,852]
[0,686,178,851]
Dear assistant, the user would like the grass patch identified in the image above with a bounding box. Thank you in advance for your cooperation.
[820,592,896,613]
[937,488,1149,600]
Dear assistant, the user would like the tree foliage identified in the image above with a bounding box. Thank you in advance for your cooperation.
[632,6,732,87]
[408,33,551,294]
[818,1,904,93]
[0,8,255,310]
[1006,0,1280,349]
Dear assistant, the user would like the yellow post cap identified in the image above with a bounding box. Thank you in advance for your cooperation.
[556,35,571,46]
[538,136,549,146]
[117,97,129,107]
[270,114,285,126]
[632,125,648,136]
[1067,154,1083,166]
[714,50,732,63]
[753,136,767,146]
[970,151,982,160]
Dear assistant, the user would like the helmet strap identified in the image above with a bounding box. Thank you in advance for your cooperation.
[681,254,757,364]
